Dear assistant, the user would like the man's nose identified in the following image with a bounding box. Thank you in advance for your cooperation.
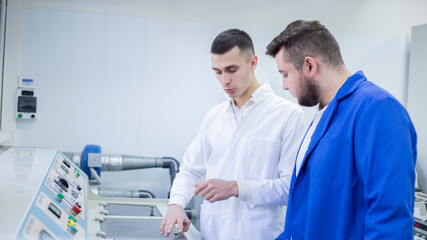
[221,74,231,86]
[282,79,289,90]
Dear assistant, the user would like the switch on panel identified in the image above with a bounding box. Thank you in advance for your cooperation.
[16,75,38,120]
[71,204,81,216]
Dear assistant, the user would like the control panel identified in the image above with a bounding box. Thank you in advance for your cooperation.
[0,146,202,240]
[16,152,87,239]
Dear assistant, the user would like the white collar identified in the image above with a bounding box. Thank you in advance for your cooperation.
[224,83,274,106]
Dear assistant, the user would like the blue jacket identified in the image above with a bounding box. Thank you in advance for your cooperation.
[276,71,417,240]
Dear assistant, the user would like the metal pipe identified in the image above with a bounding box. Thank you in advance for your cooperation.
[63,151,181,196]
[91,187,155,198]
[98,154,180,186]
[162,157,180,186]
[101,154,164,171]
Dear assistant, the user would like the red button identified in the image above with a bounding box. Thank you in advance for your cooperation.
[71,204,82,215]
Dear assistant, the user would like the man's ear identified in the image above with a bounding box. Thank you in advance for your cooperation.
[251,55,258,70]
[303,56,317,78]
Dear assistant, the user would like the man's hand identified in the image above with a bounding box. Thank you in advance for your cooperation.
[160,204,191,237]
[194,179,239,203]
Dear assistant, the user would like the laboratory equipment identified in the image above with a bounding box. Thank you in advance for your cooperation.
[414,192,427,239]
[0,146,201,239]
[64,145,179,187]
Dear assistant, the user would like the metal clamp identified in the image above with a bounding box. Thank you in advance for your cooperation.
[99,209,109,215]
[96,231,107,238]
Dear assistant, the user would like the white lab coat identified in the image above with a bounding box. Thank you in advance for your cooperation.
[170,84,306,240]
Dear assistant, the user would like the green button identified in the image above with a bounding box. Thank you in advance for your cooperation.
[57,193,64,199]
[18,114,22,118]
[69,215,77,222]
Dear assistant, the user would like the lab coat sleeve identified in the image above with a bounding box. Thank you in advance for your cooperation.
[169,114,211,208]
[354,97,416,239]
[237,108,306,207]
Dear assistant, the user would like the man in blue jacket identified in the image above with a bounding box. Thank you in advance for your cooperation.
[266,20,417,239]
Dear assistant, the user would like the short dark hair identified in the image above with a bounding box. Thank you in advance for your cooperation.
[211,29,255,62]
[266,20,344,71]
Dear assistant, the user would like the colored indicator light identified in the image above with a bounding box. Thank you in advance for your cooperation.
[55,193,64,202]
[69,215,77,222]
[68,219,76,226]
[68,225,77,235]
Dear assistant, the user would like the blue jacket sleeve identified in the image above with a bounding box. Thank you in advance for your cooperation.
[354,97,416,239]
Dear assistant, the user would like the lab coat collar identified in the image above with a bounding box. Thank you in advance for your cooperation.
[252,83,274,101]
[224,83,274,105]
[335,71,367,101]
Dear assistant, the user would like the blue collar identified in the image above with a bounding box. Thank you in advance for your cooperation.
[335,70,367,101]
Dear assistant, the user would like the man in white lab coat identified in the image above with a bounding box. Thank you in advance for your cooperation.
[160,29,306,240]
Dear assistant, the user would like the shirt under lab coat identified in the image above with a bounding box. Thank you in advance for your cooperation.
[169,84,306,240]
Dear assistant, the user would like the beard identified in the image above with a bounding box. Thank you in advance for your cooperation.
[297,75,320,107]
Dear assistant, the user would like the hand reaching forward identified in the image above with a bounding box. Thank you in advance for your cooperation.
[160,204,191,237]
[194,179,239,203]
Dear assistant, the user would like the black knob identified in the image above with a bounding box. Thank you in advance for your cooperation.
[58,178,69,189]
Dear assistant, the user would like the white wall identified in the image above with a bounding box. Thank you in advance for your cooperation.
[2,0,427,198]
[408,24,427,192]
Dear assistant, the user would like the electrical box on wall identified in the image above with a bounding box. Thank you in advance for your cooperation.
[17,75,38,119]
